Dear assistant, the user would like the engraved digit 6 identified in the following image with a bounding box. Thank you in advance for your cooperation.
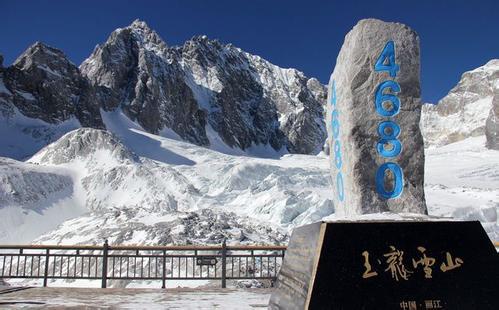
[377,121,402,158]
[375,80,401,117]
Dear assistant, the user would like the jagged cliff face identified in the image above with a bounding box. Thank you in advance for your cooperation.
[421,60,499,147]
[2,42,104,128]
[80,20,326,154]
[80,21,209,146]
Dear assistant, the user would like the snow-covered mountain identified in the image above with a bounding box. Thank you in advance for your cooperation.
[421,59,499,147]
[0,20,326,161]
[81,20,326,154]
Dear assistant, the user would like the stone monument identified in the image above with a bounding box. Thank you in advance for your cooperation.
[269,18,499,310]
[326,18,426,216]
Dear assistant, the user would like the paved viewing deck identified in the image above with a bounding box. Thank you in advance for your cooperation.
[0,286,272,309]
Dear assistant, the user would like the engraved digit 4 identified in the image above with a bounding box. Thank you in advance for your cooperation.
[374,41,399,77]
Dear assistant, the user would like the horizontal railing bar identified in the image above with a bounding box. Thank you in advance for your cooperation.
[1,242,496,250]
[0,245,103,250]
[227,246,287,251]
[0,254,101,257]
[107,277,222,280]
[0,276,103,280]
[224,254,284,258]
[0,244,287,251]
[226,277,278,279]
[106,254,220,258]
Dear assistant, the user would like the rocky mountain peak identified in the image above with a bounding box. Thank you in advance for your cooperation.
[127,19,168,51]
[2,41,104,129]
[421,59,499,147]
[29,128,139,165]
[13,41,77,78]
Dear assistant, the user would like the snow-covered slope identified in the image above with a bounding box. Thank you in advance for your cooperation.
[421,60,499,147]
[0,157,85,243]
[0,111,332,245]
[1,109,497,245]
[424,136,499,240]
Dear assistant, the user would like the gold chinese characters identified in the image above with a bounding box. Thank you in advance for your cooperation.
[362,246,463,281]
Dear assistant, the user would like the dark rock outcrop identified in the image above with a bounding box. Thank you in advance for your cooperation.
[2,42,104,128]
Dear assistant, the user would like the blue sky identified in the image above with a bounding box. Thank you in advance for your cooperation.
[2,0,498,103]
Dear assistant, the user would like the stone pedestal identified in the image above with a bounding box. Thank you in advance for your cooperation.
[269,220,499,310]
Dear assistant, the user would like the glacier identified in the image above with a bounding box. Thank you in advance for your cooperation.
[0,109,497,246]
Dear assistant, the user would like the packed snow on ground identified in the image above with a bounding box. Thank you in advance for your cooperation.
[0,287,272,309]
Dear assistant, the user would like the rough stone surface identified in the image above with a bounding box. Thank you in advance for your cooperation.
[485,86,499,149]
[327,19,427,216]
[421,59,499,147]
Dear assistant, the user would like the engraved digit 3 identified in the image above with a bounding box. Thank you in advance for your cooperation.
[377,121,402,158]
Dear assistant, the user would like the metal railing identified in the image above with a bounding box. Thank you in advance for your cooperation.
[1,241,497,289]
[0,240,286,288]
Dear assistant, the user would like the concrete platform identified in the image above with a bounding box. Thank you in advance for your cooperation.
[0,286,272,309]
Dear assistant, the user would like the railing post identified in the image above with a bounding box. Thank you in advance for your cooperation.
[221,238,227,288]
[162,250,166,289]
[43,249,49,287]
[101,240,109,288]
